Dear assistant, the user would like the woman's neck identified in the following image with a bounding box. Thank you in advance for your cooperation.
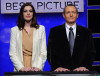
[24,20,32,27]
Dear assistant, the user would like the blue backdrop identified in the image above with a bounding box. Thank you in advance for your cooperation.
[0,0,100,76]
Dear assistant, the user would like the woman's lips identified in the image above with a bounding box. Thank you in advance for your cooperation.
[26,16,30,18]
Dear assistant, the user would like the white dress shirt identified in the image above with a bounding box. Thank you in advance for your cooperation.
[65,23,76,41]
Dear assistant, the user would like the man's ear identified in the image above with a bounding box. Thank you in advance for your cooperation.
[62,13,65,19]
[77,13,79,18]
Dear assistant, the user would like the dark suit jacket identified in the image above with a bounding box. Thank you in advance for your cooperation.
[47,24,96,71]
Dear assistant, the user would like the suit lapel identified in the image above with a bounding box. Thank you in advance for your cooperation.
[61,24,71,56]
[32,28,37,62]
[17,29,23,62]
[72,25,81,57]
[61,24,69,43]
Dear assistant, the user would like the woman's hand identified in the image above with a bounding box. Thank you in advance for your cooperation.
[20,67,32,72]
[31,67,41,72]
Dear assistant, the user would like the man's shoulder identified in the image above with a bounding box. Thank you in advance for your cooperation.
[51,24,65,31]
[77,25,92,34]
[77,25,88,30]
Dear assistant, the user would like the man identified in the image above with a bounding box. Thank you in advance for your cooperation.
[47,4,96,72]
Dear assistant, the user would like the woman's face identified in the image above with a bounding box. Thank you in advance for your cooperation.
[23,6,33,22]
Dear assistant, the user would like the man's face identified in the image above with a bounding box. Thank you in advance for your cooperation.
[63,6,78,25]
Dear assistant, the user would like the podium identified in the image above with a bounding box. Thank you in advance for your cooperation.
[4,71,99,76]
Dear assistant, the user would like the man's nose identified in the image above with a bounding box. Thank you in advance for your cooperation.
[70,13,73,17]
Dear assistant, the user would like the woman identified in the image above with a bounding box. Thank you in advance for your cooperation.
[9,3,47,72]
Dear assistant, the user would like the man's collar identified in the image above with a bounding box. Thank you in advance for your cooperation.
[65,22,76,30]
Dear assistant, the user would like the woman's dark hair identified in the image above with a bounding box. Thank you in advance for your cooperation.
[17,3,39,30]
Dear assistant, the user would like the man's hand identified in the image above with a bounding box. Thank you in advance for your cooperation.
[54,67,70,72]
[73,67,89,71]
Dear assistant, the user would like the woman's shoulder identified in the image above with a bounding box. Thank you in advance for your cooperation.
[39,25,45,28]
[11,26,19,30]
[11,26,19,33]
[38,25,45,30]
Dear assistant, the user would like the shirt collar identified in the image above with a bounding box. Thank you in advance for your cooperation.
[65,22,76,30]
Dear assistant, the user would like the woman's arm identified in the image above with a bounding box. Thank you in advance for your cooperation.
[9,27,24,71]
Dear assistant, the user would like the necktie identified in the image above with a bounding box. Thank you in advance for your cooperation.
[69,27,74,56]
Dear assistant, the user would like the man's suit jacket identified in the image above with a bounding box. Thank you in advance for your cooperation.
[47,24,96,71]
[9,25,47,71]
